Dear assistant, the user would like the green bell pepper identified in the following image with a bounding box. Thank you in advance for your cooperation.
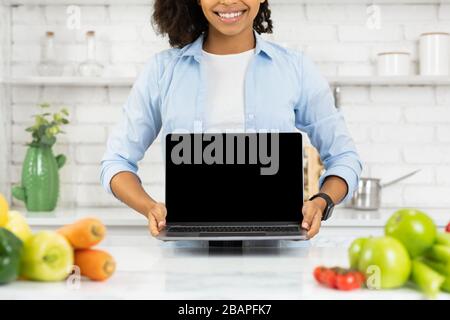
[0,228,23,284]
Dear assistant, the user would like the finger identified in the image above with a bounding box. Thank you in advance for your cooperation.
[148,212,159,236]
[159,202,168,219]
[151,204,165,221]
[307,211,322,239]
[301,203,315,230]
[158,203,167,229]
[150,204,166,231]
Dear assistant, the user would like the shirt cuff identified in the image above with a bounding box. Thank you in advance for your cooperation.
[100,162,140,196]
[318,165,359,205]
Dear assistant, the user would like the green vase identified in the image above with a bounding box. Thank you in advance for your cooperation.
[12,146,66,212]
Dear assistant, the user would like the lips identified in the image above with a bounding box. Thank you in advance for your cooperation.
[217,11,244,19]
[214,9,247,23]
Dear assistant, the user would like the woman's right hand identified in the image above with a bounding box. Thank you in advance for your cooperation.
[148,202,167,237]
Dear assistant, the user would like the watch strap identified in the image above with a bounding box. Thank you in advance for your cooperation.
[308,192,334,221]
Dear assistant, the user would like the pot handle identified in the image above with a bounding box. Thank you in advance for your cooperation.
[380,169,421,188]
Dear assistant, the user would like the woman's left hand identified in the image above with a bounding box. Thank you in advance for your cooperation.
[301,198,326,239]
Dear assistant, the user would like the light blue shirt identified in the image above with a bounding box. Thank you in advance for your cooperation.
[101,31,363,204]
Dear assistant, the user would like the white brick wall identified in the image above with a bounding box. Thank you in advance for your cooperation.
[76,104,121,124]
[0,4,11,198]
[370,86,435,104]
[305,5,367,23]
[436,166,450,185]
[45,5,107,24]
[338,26,404,42]
[440,5,450,20]
[5,2,450,209]
[370,124,435,143]
[12,5,45,25]
[437,125,450,142]
[376,5,437,22]
[75,145,106,164]
[306,44,370,62]
[109,5,152,23]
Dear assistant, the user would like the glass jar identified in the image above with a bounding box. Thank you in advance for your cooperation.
[37,31,63,76]
[78,31,104,77]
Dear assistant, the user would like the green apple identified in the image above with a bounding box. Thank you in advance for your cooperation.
[358,236,411,289]
[4,211,32,243]
[348,237,368,269]
[21,231,74,282]
[385,208,436,258]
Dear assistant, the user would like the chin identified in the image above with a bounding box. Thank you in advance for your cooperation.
[216,28,244,36]
[210,24,249,37]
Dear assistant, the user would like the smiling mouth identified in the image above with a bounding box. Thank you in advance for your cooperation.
[214,10,247,23]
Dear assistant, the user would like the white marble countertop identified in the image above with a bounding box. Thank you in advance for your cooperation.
[2,232,450,300]
[3,207,448,299]
[14,206,450,228]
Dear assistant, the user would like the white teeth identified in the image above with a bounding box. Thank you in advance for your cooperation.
[218,11,243,19]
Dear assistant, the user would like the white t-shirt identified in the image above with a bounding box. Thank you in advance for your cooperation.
[202,48,255,132]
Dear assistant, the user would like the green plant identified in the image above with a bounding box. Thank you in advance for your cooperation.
[26,103,69,148]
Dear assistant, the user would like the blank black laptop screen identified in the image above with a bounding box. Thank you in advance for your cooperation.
[165,133,303,223]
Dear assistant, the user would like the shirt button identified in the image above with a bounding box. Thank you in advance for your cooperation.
[248,114,255,120]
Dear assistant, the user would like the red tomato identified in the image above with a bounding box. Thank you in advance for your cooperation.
[313,266,324,283]
[336,273,362,291]
[313,266,365,290]
[446,222,450,233]
[353,271,366,287]
[321,268,338,288]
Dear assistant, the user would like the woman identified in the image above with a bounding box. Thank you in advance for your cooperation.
[101,0,363,239]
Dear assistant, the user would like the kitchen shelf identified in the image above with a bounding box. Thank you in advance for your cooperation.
[328,76,450,87]
[3,76,135,87]
[3,75,450,87]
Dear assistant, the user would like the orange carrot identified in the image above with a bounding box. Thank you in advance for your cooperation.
[58,217,106,249]
[74,249,116,281]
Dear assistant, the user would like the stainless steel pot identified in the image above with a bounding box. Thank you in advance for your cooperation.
[350,169,421,211]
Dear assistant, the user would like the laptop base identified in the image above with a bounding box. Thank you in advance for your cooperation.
[208,240,243,247]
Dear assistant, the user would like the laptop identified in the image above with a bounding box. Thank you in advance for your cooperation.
[156,132,307,241]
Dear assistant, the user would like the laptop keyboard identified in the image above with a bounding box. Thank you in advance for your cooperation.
[166,225,300,233]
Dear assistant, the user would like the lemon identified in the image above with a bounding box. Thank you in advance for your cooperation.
[0,193,9,227]
[5,211,32,243]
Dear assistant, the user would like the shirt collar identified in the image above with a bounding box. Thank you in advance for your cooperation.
[180,30,274,62]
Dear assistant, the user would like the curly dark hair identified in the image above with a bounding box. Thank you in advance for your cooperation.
[152,0,273,48]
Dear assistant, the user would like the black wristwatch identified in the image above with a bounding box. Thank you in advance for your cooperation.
[308,192,335,221]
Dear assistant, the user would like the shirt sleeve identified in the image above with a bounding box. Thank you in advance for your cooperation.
[100,56,162,196]
[294,53,363,204]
